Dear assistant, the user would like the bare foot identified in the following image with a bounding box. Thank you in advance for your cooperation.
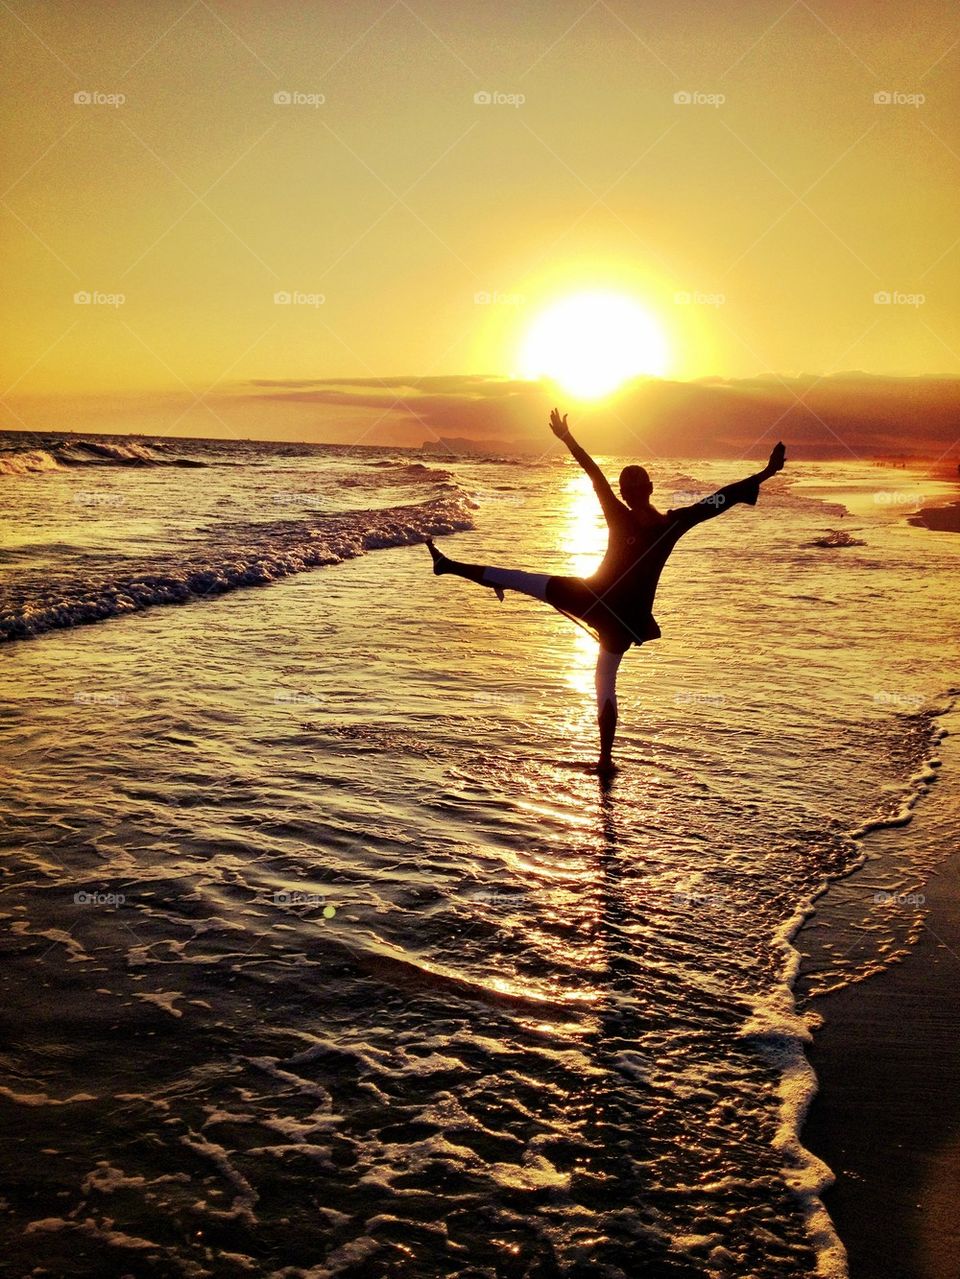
[425,538,448,575]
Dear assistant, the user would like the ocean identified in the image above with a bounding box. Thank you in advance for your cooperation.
[1,430,958,1279]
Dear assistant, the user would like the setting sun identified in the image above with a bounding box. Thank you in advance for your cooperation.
[518,291,669,400]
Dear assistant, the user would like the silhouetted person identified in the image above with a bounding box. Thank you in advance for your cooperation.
[428,409,786,773]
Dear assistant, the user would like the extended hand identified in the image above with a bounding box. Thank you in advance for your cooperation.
[762,441,786,479]
[549,408,570,439]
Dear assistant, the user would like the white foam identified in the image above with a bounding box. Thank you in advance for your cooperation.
[180,1133,259,1225]
[740,900,848,1278]
[133,990,184,1017]
[266,1234,382,1278]
[80,1161,190,1195]
[0,1085,97,1106]
[0,494,474,642]
[24,1215,157,1250]
[0,448,61,475]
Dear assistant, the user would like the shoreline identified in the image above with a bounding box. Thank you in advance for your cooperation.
[801,717,960,1279]
[908,500,960,533]
[910,469,960,533]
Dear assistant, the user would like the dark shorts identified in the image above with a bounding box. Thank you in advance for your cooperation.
[545,576,661,654]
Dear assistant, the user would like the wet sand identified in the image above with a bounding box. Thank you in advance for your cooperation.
[803,736,960,1278]
[908,501,960,533]
[909,471,960,533]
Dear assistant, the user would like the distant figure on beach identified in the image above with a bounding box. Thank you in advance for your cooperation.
[428,409,786,773]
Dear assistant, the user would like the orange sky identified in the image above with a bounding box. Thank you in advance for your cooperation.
[1,1,958,446]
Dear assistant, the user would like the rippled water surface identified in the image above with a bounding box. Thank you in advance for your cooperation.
[1,435,959,1278]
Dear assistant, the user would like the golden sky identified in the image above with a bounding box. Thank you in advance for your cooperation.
[1,1,958,445]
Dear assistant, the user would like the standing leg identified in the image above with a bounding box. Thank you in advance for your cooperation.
[595,647,624,771]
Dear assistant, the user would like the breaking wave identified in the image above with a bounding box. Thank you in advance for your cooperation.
[0,494,473,643]
[0,439,206,475]
[341,462,455,489]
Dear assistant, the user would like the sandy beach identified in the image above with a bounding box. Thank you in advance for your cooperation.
[909,501,960,534]
[907,471,960,534]
[802,713,960,1279]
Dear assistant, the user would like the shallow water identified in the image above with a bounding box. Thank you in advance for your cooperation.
[1,434,958,1277]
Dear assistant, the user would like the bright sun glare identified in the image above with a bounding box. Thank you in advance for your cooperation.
[519,290,669,400]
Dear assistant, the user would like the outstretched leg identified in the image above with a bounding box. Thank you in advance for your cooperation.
[426,539,550,603]
[595,647,624,772]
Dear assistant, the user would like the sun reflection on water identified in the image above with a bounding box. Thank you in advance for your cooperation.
[558,469,610,699]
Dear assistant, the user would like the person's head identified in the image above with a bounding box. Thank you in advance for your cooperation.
[619,464,652,508]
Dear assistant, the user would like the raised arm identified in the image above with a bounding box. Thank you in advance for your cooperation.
[549,409,625,521]
[671,442,786,532]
